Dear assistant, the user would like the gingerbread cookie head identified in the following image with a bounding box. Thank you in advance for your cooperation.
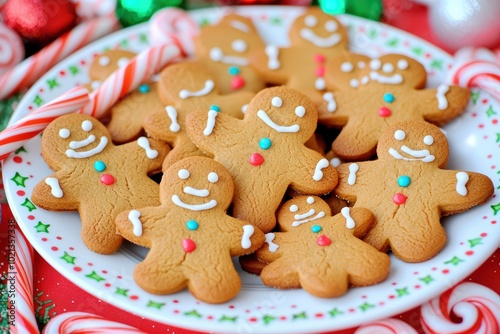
[41,113,112,170]
[194,14,266,94]
[87,49,136,90]
[244,85,318,143]
[289,7,348,49]
[277,195,332,232]
[377,120,449,168]
[327,53,426,91]
[160,155,234,211]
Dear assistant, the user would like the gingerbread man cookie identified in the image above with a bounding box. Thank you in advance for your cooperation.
[31,114,169,254]
[256,196,390,297]
[194,13,266,94]
[86,49,136,92]
[115,156,265,303]
[186,86,338,233]
[143,61,254,169]
[334,120,494,262]
[320,52,471,161]
[249,7,348,103]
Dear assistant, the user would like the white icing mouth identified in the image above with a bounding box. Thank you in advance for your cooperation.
[299,28,341,48]
[66,136,108,158]
[388,146,435,162]
[171,194,217,211]
[257,109,299,133]
[179,80,214,99]
[292,210,326,227]
[183,186,209,197]
[369,71,403,84]
[209,47,249,66]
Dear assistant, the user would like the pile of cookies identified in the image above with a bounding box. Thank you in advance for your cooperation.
[30,7,494,304]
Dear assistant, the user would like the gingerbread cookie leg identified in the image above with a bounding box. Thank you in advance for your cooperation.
[261,257,301,289]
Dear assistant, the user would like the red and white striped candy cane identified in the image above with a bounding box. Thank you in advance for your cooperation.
[0,23,24,75]
[420,282,500,334]
[0,86,90,161]
[354,318,418,334]
[71,0,116,20]
[42,312,148,333]
[148,8,200,57]
[80,43,182,118]
[10,229,38,334]
[0,14,119,100]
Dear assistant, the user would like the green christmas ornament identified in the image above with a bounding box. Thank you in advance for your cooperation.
[317,0,383,21]
[116,0,185,27]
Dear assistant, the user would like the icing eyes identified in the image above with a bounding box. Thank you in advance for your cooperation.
[394,130,406,141]
[98,56,110,67]
[117,57,130,68]
[370,59,381,70]
[324,20,337,32]
[382,63,394,73]
[59,128,70,138]
[231,39,247,53]
[424,135,434,145]
[295,106,306,117]
[209,48,223,61]
[307,196,314,204]
[271,96,283,107]
[208,172,218,183]
[340,62,353,72]
[304,15,317,27]
[178,169,190,179]
[81,120,93,132]
[289,204,299,212]
[397,59,409,70]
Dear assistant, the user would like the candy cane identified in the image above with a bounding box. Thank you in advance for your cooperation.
[42,312,148,333]
[420,282,500,334]
[9,229,38,334]
[0,86,90,161]
[71,0,116,20]
[354,318,418,334]
[0,14,119,100]
[80,43,182,118]
[0,23,24,75]
[447,47,500,101]
[148,8,200,57]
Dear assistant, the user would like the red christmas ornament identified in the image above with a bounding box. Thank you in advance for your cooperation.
[2,0,77,47]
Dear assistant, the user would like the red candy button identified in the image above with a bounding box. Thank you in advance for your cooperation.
[231,75,245,90]
[378,106,392,117]
[393,193,407,205]
[100,174,115,185]
[314,54,325,63]
[182,238,196,253]
[317,235,331,246]
[315,66,325,76]
[250,153,264,166]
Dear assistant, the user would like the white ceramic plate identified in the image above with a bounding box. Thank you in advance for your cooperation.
[3,6,500,334]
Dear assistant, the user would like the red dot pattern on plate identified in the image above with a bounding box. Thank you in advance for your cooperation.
[13,156,22,163]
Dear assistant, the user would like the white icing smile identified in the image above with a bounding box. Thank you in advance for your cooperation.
[299,28,341,48]
[257,109,300,133]
[66,136,108,158]
[388,145,435,162]
[179,80,214,99]
[183,186,209,197]
[369,71,403,84]
[171,194,217,211]
[209,47,249,66]
[292,208,326,227]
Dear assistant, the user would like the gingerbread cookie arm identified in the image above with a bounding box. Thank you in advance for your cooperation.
[249,46,292,85]
[143,108,180,143]
[115,206,168,248]
[417,85,470,126]
[332,120,381,161]
[334,161,373,203]
[107,82,164,143]
[288,150,338,195]
[185,110,243,156]
[255,232,290,264]
[215,91,254,119]
[216,217,265,257]
[436,170,494,215]
[31,173,80,211]
[316,90,355,127]
[260,256,301,289]
[119,137,169,174]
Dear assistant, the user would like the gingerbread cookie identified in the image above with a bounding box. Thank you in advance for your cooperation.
[144,61,254,169]
[320,52,471,161]
[31,114,169,254]
[186,86,338,233]
[256,196,390,297]
[194,13,266,94]
[249,7,348,102]
[334,120,494,262]
[107,81,164,143]
[115,156,265,303]
[86,49,136,92]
